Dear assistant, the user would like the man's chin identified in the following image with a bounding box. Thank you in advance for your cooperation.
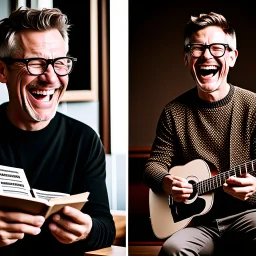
[196,82,219,93]
[26,108,56,122]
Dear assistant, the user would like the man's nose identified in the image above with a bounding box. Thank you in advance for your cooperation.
[202,47,212,58]
[38,64,58,83]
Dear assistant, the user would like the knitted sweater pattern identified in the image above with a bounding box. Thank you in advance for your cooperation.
[144,84,256,219]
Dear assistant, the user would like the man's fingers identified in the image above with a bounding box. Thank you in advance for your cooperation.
[0,211,45,227]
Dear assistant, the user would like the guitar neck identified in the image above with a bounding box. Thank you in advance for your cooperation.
[196,160,256,195]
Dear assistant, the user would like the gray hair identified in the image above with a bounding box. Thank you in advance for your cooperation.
[0,6,70,58]
[184,12,237,50]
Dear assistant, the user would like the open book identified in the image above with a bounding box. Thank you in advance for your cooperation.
[0,164,89,219]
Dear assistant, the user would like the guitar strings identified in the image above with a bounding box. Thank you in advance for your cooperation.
[194,159,256,195]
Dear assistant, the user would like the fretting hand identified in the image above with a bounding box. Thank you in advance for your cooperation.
[223,173,256,200]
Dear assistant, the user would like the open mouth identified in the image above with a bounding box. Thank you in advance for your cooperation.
[198,65,219,78]
[29,89,55,102]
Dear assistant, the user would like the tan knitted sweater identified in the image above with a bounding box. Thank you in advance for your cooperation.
[144,84,256,219]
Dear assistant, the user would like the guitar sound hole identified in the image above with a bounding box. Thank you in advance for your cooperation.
[188,180,197,200]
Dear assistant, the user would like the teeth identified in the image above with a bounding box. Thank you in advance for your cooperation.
[200,66,217,70]
[31,89,55,96]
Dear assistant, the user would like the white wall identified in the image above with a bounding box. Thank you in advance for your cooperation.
[0,0,9,19]
[109,0,128,211]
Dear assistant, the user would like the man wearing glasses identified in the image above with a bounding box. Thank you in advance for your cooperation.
[0,7,115,256]
[144,12,256,255]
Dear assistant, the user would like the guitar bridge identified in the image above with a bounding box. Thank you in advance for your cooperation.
[168,195,179,215]
[168,195,173,205]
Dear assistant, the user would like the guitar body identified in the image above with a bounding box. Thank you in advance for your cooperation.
[149,159,214,239]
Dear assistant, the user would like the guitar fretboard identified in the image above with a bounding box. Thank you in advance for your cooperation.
[195,160,256,195]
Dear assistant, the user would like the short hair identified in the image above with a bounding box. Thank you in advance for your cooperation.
[0,6,70,58]
[184,12,236,50]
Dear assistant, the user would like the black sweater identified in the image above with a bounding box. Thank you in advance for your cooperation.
[0,102,115,255]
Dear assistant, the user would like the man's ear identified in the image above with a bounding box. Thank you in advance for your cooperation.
[184,53,188,66]
[229,49,238,68]
[0,61,7,83]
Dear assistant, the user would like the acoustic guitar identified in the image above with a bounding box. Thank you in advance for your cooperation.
[149,158,256,239]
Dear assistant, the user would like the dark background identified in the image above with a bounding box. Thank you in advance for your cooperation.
[129,0,256,148]
[128,0,256,245]
[53,0,91,91]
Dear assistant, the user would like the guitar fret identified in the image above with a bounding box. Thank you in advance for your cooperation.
[251,161,256,176]
[196,159,256,196]
[235,166,238,176]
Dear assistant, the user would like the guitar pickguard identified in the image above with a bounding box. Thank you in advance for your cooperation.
[149,159,213,239]
[169,196,206,223]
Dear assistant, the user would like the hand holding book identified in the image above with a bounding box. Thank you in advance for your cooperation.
[0,164,89,219]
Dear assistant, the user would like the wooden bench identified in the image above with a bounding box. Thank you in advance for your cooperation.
[129,245,161,256]
[84,210,126,255]
[84,245,126,256]
[111,210,126,246]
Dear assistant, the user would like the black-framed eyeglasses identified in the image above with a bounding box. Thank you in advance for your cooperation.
[184,43,232,58]
[0,57,77,76]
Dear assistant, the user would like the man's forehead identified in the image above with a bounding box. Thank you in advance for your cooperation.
[16,29,66,56]
[190,27,228,42]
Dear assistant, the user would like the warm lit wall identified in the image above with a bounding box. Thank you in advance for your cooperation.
[129,0,256,148]
[129,1,256,244]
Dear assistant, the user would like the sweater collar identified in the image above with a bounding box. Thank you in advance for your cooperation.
[196,84,235,108]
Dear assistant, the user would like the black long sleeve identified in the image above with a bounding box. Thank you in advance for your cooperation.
[0,102,115,256]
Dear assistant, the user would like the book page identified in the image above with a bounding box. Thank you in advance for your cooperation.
[0,165,31,197]
[48,191,89,204]
[31,188,70,201]
[44,192,90,219]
